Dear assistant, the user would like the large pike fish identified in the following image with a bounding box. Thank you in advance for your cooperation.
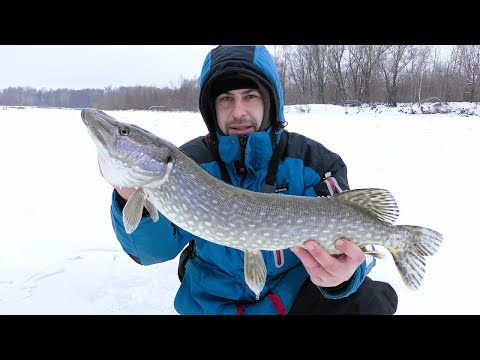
[81,108,443,298]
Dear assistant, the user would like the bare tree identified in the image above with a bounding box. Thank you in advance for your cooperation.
[348,45,390,104]
[271,45,291,102]
[442,46,462,102]
[406,45,432,105]
[378,45,412,107]
[457,45,480,102]
[288,45,313,103]
[346,46,362,102]
[309,45,329,104]
[326,45,348,104]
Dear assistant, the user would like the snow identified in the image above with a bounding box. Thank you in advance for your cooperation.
[1,102,478,314]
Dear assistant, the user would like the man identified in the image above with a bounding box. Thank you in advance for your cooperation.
[107,45,398,315]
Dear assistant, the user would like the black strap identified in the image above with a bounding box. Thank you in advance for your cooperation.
[262,131,287,193]
[177,239,196,282]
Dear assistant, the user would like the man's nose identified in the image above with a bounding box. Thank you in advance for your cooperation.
[231,100,247,118]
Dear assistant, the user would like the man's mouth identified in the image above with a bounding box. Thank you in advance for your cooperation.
[229,125,254,135]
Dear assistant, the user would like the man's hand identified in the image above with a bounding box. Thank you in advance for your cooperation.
[97,159,136,201]
[290,239,365,288]
[115,187,136,201]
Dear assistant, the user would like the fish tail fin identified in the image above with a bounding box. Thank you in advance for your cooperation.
[391,225,443,290]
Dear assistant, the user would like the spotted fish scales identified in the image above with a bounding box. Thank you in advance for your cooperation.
[81,108,443,298]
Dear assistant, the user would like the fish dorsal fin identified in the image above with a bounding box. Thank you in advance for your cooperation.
[123,188,146,234]
[334,188,399,225]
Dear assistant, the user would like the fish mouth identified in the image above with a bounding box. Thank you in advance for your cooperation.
[81,108,119,150]
[81,108,163,188]
[81,108,119,131]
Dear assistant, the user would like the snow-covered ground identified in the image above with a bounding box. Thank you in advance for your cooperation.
[1,102,479,314]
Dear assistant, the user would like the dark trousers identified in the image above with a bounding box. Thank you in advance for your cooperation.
[288,276,398,315]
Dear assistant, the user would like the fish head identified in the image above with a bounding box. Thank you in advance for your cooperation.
[81,108,173,188]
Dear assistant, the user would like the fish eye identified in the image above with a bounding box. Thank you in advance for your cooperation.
[119,127,130,136]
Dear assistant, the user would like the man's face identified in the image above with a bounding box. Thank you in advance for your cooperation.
[214,88,264,136]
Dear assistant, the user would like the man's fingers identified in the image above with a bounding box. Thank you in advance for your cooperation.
[292,239,367,288]
[304,240,341,274]
[292,241,338,276]
[334,239,365,265]
[290,245,315,267]
[291,245,328,281]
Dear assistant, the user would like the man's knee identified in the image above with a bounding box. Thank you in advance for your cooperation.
[352,277,398,315]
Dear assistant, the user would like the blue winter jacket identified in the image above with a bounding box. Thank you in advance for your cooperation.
[110,45,373,315]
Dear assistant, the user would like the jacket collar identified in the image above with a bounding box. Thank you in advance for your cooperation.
[217,129,274,173]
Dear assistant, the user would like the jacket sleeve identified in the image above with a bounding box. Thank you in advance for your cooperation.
[110,190,193,265]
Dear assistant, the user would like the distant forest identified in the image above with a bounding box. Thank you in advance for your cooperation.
[1,45,479,110]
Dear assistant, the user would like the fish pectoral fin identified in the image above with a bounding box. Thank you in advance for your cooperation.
[123,188,146,234]
[244,250,267,300]
[144,198,159,222]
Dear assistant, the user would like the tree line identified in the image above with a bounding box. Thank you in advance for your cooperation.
[1,45,478,110]
[0,78,199,111]
[273,45,479,106]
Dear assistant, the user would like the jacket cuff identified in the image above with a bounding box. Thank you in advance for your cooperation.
[317,261,367,300]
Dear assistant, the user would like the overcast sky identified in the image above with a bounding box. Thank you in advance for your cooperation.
[1,45,453,92]
[0,45,219,90]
